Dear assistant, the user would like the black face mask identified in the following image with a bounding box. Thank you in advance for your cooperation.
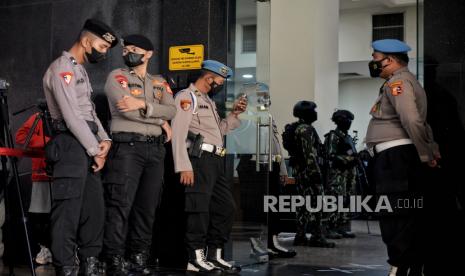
[368,58,387,78]
[123,52,145,67]
[86,47,106,64]
[209,81,224,96]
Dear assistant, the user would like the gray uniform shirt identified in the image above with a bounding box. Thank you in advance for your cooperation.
[366,67,438,162]
[43,51,109,156]
[171,84,241,172]
[104,68,176,136]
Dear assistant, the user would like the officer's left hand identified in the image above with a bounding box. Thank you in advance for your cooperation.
[162,121,172,143]
[98,140,112,158]
[280,175,288,185]
[232,97,248,115]
[117,95,146,112]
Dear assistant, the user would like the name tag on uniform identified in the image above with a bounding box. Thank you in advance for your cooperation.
[76,78,85,85]
[128,83,142,88]
[198,104,209,109]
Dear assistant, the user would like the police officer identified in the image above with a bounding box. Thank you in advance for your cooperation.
[324,110,357,239]
[171,60,247,274]
[43,19,118,276]
[366,39,440,276]
[102,34,176,275]
[288,101,335,248]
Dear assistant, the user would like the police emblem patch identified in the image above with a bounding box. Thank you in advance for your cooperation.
[130,89,142,96]
[60,72,73,85]
[155,90,163,100]
[180,99,192,111]
[389,81,403,96]
[115,75,128,88]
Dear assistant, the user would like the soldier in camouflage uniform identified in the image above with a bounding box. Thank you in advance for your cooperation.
[289,101,335,248]
[324,110,357,239]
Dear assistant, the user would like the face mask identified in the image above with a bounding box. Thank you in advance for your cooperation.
[209,80,224,96]
[86,47,106,64]
[123,52,145,67]
[368,58,387,78]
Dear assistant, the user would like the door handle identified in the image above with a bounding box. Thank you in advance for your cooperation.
[268,114,273,172]
[256,116,261,172]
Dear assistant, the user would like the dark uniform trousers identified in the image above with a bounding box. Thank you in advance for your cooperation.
[185,152,235,251]
[102,140,165,256]
[372,144,427,268]
[46,132,104,267]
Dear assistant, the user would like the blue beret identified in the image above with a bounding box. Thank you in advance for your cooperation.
[83,19,118,48]
[201,60,233,78]
[372,39,411,54]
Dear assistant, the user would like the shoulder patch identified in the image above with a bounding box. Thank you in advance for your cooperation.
[180,99,192,111]
[389,80,403,96]
[59,72,73,85]
[115,74,128,88]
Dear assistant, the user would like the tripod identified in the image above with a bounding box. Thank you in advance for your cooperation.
[0,81,37,276]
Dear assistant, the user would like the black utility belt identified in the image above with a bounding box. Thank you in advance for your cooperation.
[52,120,98,135]
[112,132,165,144]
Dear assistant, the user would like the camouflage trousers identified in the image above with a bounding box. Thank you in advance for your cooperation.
[295,173,324,237]
[325,168,356,230]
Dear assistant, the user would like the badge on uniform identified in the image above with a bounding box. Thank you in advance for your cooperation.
[389,81,403,96]
[155,90,163,100]
[180,99,192,111]
[131,89,142,96]
[115,75,128,88]
[60,72,73,85]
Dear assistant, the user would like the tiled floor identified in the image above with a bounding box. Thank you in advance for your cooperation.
[0,220,389,275]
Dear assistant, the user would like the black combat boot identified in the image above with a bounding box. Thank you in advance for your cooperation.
[78,257,101,276]
[127,251,152,275]
[186,248,222,275]
[267,235,297,258]
[207,247,241,274]
[293,228,308,246]
[106,255,128,276]
[56,266,79,276]
[307,236,336,248]
[337,229,356,238]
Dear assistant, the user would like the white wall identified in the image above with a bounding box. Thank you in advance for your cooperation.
[235,17,257,68]
[338,78,384,148]
[269,0,339,140]
[339,5,419,62]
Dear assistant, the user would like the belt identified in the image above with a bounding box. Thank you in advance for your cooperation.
[201,143,226,157]
[52,120,98,135]
[112,132,165,144]
[374,138,413,154]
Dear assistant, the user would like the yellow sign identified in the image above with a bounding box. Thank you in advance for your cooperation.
[169,44,204,71]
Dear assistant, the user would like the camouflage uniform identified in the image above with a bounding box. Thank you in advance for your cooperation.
[293,121,325,239]
[324,128,357,231]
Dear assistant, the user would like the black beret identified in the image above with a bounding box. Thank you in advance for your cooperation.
[83,19,118,48]
[122,34,154,51]
[332,109,354,121]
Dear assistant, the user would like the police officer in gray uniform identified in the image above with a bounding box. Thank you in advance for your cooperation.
[171,60,247,274]
[43,19,118,276]
[366,39,440,276]
[102,34,176,275]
